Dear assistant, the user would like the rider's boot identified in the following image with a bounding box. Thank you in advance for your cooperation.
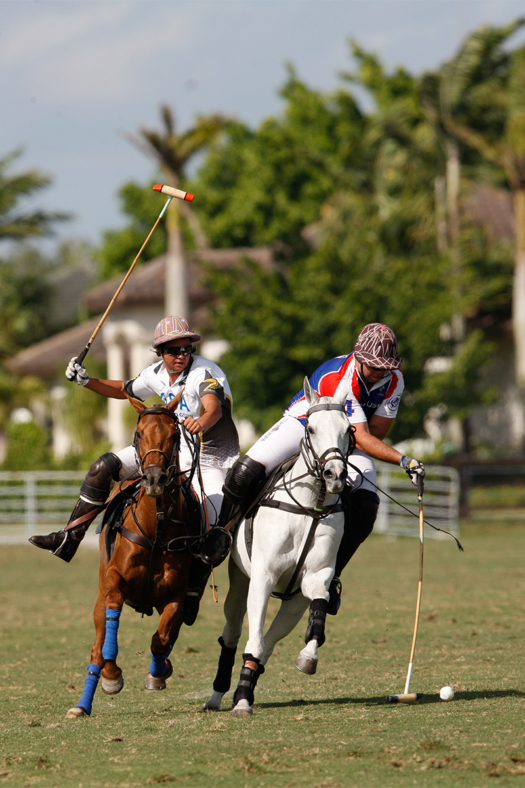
[327,488,380,615]
[182,457,266,625]
[28,452,122,563]
[197,456,266,567]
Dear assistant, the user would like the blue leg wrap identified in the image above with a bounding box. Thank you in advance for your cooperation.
[102,609,121,661]
[149,648,172,678]
[77,663,101,716]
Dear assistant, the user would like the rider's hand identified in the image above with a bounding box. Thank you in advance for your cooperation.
[65,357,89,387]
[399,455,426,486]
[181,416,203,435]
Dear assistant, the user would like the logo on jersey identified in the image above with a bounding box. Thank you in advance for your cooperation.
[384,395,401,412]
[161,392,176,405]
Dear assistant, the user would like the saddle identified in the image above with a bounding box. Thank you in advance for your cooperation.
[243,455,299,561]
[96,475,202,564]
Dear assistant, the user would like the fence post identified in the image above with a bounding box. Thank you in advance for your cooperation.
[25,473,37,538]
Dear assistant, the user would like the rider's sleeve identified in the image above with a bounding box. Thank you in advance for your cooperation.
[124,363,161,402]
[374,370,404,418]
[190,366,227,406]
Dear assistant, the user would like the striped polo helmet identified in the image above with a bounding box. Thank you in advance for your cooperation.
[353,323,402,370]
[153,316,201,348]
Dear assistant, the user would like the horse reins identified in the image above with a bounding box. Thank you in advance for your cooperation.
[268,402,355,601]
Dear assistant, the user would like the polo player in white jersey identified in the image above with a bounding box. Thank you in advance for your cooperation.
[29,317,240,619]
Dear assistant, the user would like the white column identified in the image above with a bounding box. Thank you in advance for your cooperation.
[104,326,128,452]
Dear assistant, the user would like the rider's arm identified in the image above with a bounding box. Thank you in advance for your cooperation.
[352,420,402,465]
[181,393,223,435]
[85,379,127,399]
[368,414,395,441]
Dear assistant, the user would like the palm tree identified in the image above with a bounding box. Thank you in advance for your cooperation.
[0,149,69,241]
[440,20,525,401]
[128,107,230,317]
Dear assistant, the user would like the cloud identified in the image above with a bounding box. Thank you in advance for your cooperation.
[1,3,129,62]
[1,3,199,105]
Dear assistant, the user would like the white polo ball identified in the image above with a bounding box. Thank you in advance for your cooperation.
[440,686,454,701]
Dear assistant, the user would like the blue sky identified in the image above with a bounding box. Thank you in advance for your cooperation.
[2,0,524,252]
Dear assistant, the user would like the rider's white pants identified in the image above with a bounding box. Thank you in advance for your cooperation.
[115,445,227,526]
[246,416,378,494]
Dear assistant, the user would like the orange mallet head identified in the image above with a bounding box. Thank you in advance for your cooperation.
[153,184,194,202]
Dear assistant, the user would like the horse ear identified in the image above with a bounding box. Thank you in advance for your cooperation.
[303,377,319,407]
[126,393,146,414]
[334,380,350,406]
[166,391,183,411]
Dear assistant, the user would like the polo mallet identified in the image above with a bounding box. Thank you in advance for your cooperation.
[74,184,195,366]
[386,472,425,704]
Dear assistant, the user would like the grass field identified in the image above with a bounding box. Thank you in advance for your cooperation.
[1,515,525,788]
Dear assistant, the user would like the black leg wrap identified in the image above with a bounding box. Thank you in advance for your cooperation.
[232,653,260,707]
[213,637,238,694]
[335,488,379,577]
[217,456,266,530]
[305,598,328,647]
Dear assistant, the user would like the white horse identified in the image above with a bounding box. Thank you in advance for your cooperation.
[202,378,353,716]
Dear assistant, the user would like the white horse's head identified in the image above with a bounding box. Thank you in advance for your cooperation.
[302,377,353,495]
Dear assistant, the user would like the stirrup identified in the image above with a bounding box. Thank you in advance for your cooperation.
[29,530,68,555]
[199,527,232,566]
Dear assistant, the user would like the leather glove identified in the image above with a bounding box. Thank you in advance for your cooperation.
[65,357,89,387]
[399,455,426,486]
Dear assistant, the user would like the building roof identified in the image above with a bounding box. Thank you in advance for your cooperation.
[7,246,273,380]
[84,247,274,314]
[5,316,106,379]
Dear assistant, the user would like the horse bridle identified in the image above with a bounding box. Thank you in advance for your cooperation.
[300,402,355,479]
[133,406,181,482]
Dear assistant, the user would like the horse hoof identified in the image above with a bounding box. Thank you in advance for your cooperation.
[295,655,318,675]
[199,691,224,712]
[101,674,124,695]
[144,659,173,691]
[65,707,89,719]
[231,699,253,717]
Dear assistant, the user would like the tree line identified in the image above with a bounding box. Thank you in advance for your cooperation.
[1,19,524,457]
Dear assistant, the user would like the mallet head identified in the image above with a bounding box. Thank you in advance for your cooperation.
[385,693,423,704]
[153,183,194,202]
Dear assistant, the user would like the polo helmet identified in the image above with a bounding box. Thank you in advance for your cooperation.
[153,316,201,348]
[353,323,402,370]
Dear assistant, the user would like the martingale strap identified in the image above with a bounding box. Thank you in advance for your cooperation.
[260,499,344,518]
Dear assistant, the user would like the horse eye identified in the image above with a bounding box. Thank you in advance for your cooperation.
[308,426,315,435]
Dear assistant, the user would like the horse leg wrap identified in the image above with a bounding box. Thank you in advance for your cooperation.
[76,663,102,716]
[232,653,261,707]
[102,609,121,661]
[305,598,327,647]
[149,648,172,678]
[213,637,237,694]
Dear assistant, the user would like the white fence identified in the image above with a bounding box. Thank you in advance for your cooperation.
[375,462,460,540]
[0,471,86,544]
[0,465,460,545]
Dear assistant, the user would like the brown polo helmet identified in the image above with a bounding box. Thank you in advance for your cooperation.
[353,323,402,370]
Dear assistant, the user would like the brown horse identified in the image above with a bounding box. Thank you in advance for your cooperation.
[66,394,200,718]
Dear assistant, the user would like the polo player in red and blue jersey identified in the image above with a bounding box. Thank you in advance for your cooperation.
[216,323,425,614]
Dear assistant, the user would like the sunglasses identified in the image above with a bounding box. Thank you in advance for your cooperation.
[162,345,195,357]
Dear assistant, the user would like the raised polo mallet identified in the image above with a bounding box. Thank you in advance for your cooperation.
[386,472,425,704]
[73,184,194,366]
